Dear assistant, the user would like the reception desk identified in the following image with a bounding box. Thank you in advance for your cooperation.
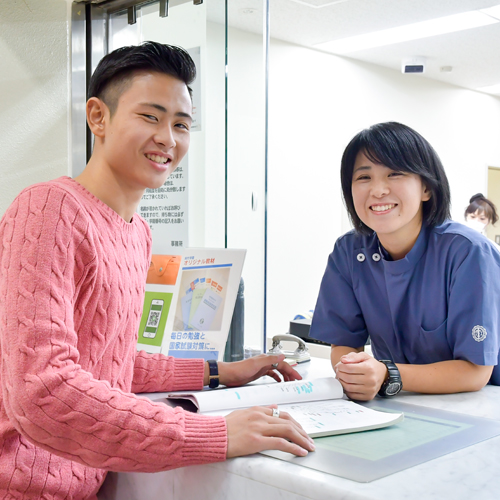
[98,358,500,500]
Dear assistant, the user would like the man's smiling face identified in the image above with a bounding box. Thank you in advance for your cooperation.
[102,71,192,191]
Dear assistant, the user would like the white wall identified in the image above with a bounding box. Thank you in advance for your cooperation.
[267,39,500,336]
[0,0,71,217]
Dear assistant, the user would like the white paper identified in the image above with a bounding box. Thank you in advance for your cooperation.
[143,376,403,437]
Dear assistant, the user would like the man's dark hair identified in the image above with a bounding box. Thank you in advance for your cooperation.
[87,41,196,115]
[341,122,451,235]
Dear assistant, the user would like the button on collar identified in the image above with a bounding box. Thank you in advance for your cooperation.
[372,253,381,262]
[357,253,365,262]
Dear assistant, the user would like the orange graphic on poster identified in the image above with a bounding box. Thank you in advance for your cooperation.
[147,255,181,285]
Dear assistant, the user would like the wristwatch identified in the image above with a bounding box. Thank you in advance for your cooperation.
[378,359,402,397]
[207,359,220,389]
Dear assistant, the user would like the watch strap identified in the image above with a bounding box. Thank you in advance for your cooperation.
[378,359,402,397]
[207,359,220,389]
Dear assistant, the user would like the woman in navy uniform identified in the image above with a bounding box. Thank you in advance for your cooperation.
[311,122,500,400]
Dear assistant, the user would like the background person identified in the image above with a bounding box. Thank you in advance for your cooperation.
[464,192,499,235]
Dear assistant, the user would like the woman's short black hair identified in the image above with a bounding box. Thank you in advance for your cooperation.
[464,193,499,225]
[341,122,451,235]
[87,41,196,115]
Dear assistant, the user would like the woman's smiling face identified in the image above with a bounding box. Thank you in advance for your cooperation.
[351,151,431,258]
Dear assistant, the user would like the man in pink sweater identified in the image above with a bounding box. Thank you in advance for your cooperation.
[0,42,314,499]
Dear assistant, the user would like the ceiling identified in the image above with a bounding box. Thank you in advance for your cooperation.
[208,0,500,95]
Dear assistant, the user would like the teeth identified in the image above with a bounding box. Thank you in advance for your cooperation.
[146,153,169,164]
[371,204,395,212]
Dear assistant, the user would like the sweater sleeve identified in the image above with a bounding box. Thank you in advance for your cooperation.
[132,352,206,393]
[0,186,227,472]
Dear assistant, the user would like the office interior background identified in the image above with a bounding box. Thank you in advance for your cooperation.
[1,0,500,351]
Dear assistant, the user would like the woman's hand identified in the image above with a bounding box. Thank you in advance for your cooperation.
[333,350,493,398]
[225,405,315,458]
[205,354,302,388]
[334,351,387,401]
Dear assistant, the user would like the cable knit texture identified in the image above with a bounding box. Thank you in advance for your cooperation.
[0,177,227,499]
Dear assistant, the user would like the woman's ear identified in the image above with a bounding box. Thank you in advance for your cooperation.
[422,183,432,202]
[86,97,108,138]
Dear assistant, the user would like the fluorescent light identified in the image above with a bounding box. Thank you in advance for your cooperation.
[481,5,500,21]
[476,83,500,95]
[315,9,499,54]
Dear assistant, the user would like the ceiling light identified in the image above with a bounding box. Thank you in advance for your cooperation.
[481,5,500,21]
[314,9,499,54]
[476,83,500,95]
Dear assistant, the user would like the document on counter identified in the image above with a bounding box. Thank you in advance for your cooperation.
[142,377,403,438]
[262,398,500,482]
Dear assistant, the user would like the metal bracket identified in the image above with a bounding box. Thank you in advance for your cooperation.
[160,0,169,17]
[127,5,136,24]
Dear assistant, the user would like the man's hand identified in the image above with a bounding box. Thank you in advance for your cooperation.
[225,405,315,458]
[205,354,302,388]
[334,351,387,401]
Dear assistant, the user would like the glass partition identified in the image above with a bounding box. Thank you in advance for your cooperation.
[225,2,268,350]
[72,0,500,359]
[73,0,269,352]
[265,0,500,341]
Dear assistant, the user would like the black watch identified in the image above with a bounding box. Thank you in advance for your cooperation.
[207,359,220,389]
[378,360,402,397]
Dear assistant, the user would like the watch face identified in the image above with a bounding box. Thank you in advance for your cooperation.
[385,382,402,396]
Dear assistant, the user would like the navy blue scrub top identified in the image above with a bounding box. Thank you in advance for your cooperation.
[310,221,500,385]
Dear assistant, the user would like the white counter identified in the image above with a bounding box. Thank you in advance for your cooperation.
[99,358,500,500]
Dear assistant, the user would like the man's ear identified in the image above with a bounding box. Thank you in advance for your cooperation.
[86,97,109,138]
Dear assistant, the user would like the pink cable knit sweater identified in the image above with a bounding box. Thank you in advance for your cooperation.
[0,177,227,499]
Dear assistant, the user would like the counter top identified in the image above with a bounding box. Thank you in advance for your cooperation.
[99,358,500,500]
